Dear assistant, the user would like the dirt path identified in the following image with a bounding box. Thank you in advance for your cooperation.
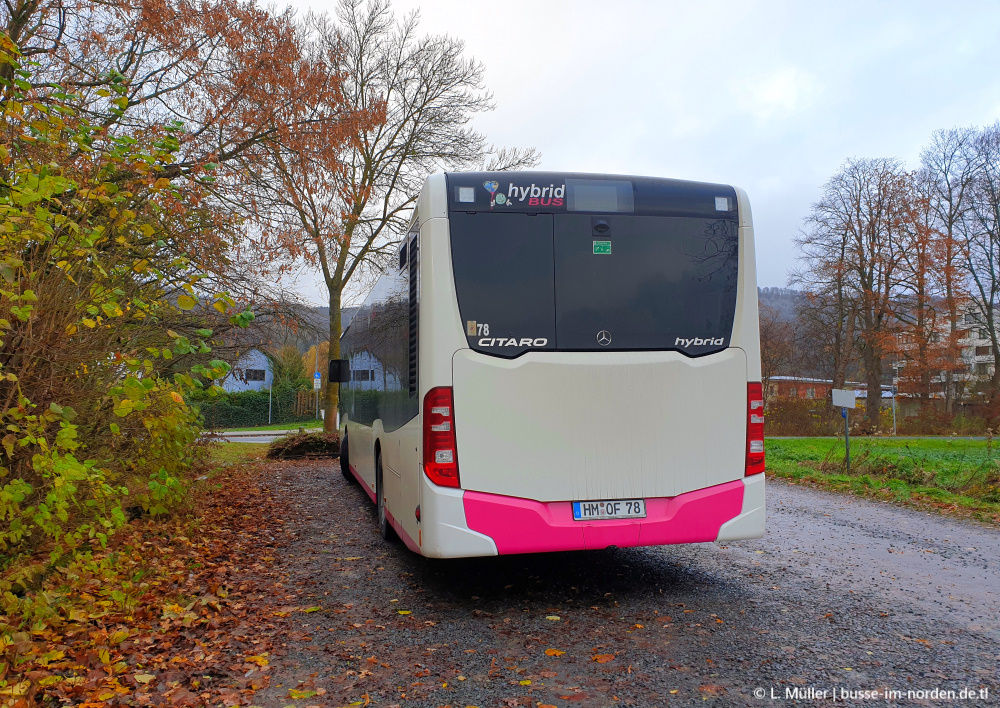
[247,460,999,707]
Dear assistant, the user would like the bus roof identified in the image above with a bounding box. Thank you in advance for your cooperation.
[445,171,739,220]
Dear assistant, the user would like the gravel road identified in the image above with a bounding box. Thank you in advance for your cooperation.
[250,460,999,707]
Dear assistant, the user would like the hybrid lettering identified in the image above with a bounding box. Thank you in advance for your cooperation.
[506,182,565,207]
[675,337,725,347]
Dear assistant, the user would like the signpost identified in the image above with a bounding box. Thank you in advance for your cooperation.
[313,371,322,420]
[832,389,856,472]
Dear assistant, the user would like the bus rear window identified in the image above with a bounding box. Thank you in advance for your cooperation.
[450,212,556,357]
[449,213,738,356]
[553,215,737,352]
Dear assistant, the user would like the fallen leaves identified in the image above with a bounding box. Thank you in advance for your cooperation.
[592,653,615,663]
[544,648,565,656]
[288,687,318,699]
[545,615,561,621]
[0,460,284,707]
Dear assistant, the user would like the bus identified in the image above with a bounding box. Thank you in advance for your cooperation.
[338,171,765,558]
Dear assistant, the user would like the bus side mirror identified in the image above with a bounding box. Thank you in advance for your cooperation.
[329,359,350,383]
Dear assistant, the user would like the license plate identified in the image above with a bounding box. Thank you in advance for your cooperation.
[572,499,646,520]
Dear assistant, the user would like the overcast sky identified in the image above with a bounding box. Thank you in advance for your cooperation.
[281,0,1000,303]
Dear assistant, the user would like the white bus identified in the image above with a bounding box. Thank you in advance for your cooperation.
[338,171,765,558]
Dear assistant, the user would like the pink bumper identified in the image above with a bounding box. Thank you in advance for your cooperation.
[463,479,745,555]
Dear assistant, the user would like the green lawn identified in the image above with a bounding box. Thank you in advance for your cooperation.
[768,437,1000,522]
[218,419,324,432]
[204,442,269,466]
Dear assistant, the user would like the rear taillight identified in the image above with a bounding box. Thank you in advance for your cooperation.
[746,382,765,475]
[423,387,460,488]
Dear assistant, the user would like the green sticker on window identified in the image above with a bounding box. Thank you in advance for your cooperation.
[593,240,611,255]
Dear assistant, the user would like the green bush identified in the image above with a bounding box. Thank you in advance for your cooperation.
[195,387,316,429]
[0,38,242,580]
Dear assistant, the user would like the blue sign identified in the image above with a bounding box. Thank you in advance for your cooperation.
[314,372,322,379]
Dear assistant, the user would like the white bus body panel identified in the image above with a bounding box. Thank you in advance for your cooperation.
[452,348,748,502]
[716,473,766,542]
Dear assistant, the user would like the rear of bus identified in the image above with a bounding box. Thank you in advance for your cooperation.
[416,171,765,557]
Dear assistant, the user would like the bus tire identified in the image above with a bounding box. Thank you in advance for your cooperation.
[376,452,397,542]
[340,434,354,483]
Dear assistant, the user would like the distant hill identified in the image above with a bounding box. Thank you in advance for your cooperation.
[758,287,803,321]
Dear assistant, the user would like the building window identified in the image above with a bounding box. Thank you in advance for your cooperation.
[244,369,266,382]
[976,346,992,357]
[966,313,979,324]
[806,387,815,399]
[353,369,374,382]
[976,362,992,375]
[981,328,990,340]
[789,387,797,398]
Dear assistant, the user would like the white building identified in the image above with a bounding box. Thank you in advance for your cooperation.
[221,349,273,393]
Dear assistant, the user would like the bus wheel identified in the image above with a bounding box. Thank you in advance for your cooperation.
[376,453,397,542]
[340,434,354,483]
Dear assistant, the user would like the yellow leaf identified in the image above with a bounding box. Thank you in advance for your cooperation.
[66,324,77,335]
[82,318,96,328]
[213,300,227,313]
[303,606,322,613]
[519,679,531,685]
[545,615,561,621]
[246,655,269,666]
[134,674,156,684]
[0,681,29,697]
[544,648,565,656]
[39,649,65,664]
[397,610,411,615]
[177,294,196,311]
[170,392,184,404]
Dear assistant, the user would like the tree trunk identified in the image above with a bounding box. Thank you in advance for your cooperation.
[324,287,342,432]
[866,369,882,428]
[945,268,958,414]
[864,339,883,429]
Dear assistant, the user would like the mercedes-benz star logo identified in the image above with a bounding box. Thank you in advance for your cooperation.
[596,330,612,346]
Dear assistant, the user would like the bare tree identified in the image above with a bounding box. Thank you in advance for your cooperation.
[893,170,963,407]
[796,158,907,426]
[793,188,858,390]
[759,304,794,408]
[959,123,1000,400]
[921,127,977,410]
[790,289,857,386]
[255,0,540,431]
